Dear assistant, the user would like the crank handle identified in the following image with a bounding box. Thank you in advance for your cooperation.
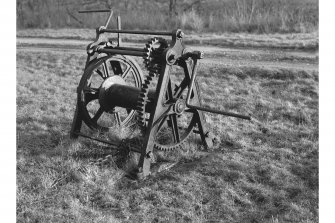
[78,8,113,30]
[182,49,204,60]
[94,9,114,32]
[78,9,112,13]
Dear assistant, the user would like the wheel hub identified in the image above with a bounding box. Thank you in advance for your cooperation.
[173,99,186,115]
[98,75,126,111]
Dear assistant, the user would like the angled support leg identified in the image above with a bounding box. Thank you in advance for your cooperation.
[136,63,173,179]
[182,59,213,149]
[70,100,83,139]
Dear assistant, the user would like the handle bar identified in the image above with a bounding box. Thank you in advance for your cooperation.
[78,9,111,13]
[78,8,113,29]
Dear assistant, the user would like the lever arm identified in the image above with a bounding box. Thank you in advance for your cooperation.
[185,52,251,120]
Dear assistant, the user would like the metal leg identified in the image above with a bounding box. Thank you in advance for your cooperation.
[180,60,213,149]
[136,64,173,178]
[70,101,82,139]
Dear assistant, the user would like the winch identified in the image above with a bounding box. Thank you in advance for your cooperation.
[70,9,251,179]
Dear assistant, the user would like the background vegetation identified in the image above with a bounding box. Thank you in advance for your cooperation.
[17,0,318,33]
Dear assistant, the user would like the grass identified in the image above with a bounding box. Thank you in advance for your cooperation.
[17,44,318,222]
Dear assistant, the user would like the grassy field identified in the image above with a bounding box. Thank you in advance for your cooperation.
[17,35,318,222]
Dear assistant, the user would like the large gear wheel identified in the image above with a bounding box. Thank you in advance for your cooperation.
[137,39,201,151]
[152,80,199,151]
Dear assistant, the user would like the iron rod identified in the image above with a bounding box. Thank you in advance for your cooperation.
[74,132,142,153]
[98,48,147,57]
[74,132,120,146]
[101,29,173,36]
[104,9,114,28]
[78,9,112,13]
[117,16,122,47]
[113,46,144,52]
[186,59,251,120]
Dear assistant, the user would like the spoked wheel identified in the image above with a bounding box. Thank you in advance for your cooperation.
[77,55,143,132]
[153,66,201,151]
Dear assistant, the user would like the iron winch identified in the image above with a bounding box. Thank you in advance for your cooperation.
[70,9,251,179]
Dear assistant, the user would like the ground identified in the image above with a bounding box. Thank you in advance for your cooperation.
[16,31,318,222]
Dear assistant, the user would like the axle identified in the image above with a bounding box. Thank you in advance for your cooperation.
[99,76,155,112]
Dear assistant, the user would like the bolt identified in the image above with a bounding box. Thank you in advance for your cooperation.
[199,51,204,59]
[176,30,184,39]
[146,151,152,159]
[195,51,204,59]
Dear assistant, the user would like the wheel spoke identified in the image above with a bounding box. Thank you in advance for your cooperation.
[121,65,131,79]
[92,107,104,123]
[114,112,121,126]
[110,60,123,76]
[167,79,174,100]
[84,87,99,103]
[103,61,109,77]
[157,115,168,132]
[95,68,106,79]
[169,114,180,143]
[84,87,99,93]
[174,77,189,98]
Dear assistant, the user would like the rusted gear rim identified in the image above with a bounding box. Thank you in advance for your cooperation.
[137,37,168,127]
[153,127,193,151]
[137,38,197,151]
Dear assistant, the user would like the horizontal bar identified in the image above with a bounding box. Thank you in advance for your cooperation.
[73,131,143,153]
[113,46,145,52]
[101,29,173,36]
[78,9,111,13]
[74,131,120,146]
[188,104,251,120]
[98,48,147,57]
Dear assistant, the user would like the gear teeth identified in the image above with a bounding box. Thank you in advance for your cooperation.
[138,96,145,101]
[153,132,191,152]
[144,80,151,85]
[137,37,168,127]
[146,76,153,81]
[139,94,146,99]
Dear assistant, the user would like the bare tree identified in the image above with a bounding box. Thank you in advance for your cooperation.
[169,0,177,16]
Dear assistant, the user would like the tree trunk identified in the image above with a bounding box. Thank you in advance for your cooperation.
[169,0,176,17]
